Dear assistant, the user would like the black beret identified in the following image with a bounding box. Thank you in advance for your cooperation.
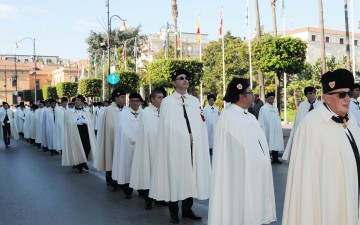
[154,86,167,97]
[38,100,45,105]
[48,99,56,103]
[61,97,68,102]
[2,102,8,106]
[223,78,250,103]
[321,69,354,94]
[352,83,360,90]
[304,86,316,95]
[111,89,126,100]
[171,69,191,81]
[207,94,216,101]
[76,94,85,102]
[265,92,275,98]
[19,102,25,107]
[129,93,143,102]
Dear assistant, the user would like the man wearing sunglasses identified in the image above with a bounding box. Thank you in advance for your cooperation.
[282,86,322,161]
[350,83,360,126]
[283,69,360,225]
[150,69,211,224]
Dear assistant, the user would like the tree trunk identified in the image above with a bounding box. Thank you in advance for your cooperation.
[318,0,326,74]
[294,89,299,110]
[344,0,351,70]
[270,0,277,35]
[172,0,178,59]
[276,72,281,113]
[254,0,265,101]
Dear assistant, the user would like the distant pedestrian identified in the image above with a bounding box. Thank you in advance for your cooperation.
[248,93,264,119]
[203,94,219,155]
[349,83,360,126]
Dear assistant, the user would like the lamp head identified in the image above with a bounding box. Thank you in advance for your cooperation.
[120,21,126,31]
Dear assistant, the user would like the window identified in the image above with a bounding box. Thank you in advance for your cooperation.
[75,77,79,82]
[311,35,316,41]
[340,38,344,44]
[355,40,358,46]
[11,77,17,87]
[24,59,29,62]
[326,37,330,43]
[35,80,40,90]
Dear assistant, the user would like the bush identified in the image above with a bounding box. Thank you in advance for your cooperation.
[78,78,102,97]
[56,82,78,98]
[42,86,58,100]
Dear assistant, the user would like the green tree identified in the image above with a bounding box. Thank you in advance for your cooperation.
[113,70,139,93]
[78,78,102,97]
[146,59,203,93]
[252,34,307,111]
[56,82,78,99]
[202,32,249,96]
[43,86,58,100]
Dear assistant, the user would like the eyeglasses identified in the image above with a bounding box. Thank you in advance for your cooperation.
[306,92,314,95]
[326,91,351,99]
[176,76,189,81]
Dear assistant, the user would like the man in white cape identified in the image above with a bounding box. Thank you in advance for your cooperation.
[62,94,95,173]
[0,102,19,148]
[14,102,26,138]
[282,86,321,161]
[94,89,126,189]
[112,93,142,198]
[203,94,219,155]
[53,97,68,153]
[208,78,276,225]
[43,99,59,156]
[34,101,45,149]
[283,69,360,225]
[149,69,211,224]
[130,89,164,209]
[349,83,360,126]
[258,92,284,163]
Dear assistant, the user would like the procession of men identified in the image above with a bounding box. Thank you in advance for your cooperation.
[1,67,360,225]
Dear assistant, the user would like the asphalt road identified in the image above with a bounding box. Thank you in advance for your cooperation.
[0,125,292,225]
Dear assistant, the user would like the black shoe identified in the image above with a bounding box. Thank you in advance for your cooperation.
[112,185,119,192]
[124,194,132,199]
[155,200,169,206]
[5,145,8,148]
[145,202,152,210]
[83,164,89,171]
[170,216,179,224]
[182,211,202,220]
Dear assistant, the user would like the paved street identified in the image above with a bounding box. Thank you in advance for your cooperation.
[0,125,291,225]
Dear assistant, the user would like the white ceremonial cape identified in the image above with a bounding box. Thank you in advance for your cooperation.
[258,103,284,152]
[61,108,95,166]
[23,111,35,139]
[208,104,276,225]
[149,92,211,202]
[94,103,125,171]
[92,106,101,131]
[350,98,360,126]
[282,103,360,225]
[43,107,56,150]
[112,108,141,184]
[53,107,66,151]
[41,107,49,147]
[14,108,26,133]
[203,105,219,149]
[130,104,159,190]
[282,99,322,161]
[0,108,19,140]
[35,108,45,144]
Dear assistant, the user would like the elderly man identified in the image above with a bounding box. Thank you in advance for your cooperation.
[130,89,164,209]
[258,92,284,164]
[282,86,322,161]
[283,69,360,225]
[248,93,264,119]
[208,78,276,225]
[203,94,219,155]
[112,93,142,199]
[349,83,360,126]
[95,89,126,190]
[150,69,211,224]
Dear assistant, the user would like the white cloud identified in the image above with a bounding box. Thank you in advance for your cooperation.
[0,4,48,19]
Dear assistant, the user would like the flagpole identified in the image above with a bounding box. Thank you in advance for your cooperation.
[221,8,226,97]
[199,15,202,61]
[350,0,356,78]
[246,0,253,90]
[102,50,105,101]
[124,41,127,71]
[282,0,288,123]
[179,22,182,60]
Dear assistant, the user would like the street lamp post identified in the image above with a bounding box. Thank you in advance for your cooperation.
[15,37,36,102]
[106,0,126,99]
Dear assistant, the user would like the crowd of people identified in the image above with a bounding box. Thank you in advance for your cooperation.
[1,68,360,225]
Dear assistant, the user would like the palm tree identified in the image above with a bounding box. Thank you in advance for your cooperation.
[318,0,326,74]
[172,0,178,59]
[270,0,277,35]
[344,0,351,70]
[254,0,265,100]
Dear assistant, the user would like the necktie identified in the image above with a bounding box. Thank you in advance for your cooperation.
[181,96,192,134]
[354,100,360,110]
[131,112,138,118]
[308,100,315,112]
[53,108,55,121]
[157,108,160,118]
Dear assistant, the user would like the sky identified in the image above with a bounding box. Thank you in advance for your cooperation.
[0,0,356,61]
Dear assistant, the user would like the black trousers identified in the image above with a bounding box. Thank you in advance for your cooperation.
[169,197,193,216]
[138,189,153,205]
[123,183,133,196]
[77,125,91,170]
[2,124,11,145]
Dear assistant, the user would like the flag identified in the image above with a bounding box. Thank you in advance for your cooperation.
[93,54,97,68]
[101,51,105,66]
[196,20,201,43]
[219,9,223,36]
[163,35,167,50]
[114,46,118,64]
[122,45,126,61]
[245,1,249,26]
